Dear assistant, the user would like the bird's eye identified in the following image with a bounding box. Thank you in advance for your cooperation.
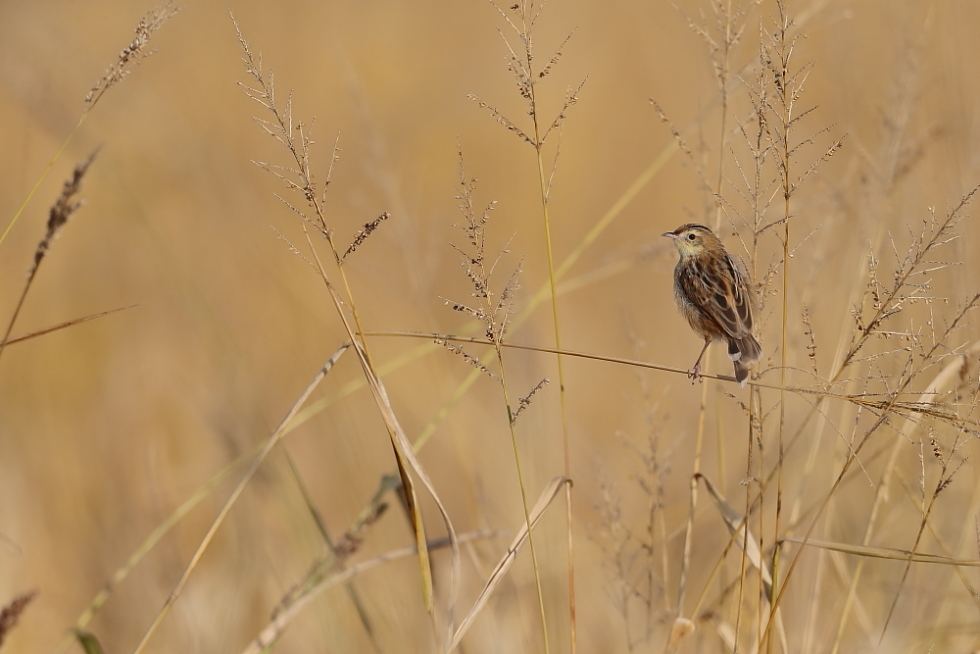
[687,233,696,241]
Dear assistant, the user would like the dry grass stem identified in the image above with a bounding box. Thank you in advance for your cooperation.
[592,374,674,651]
[235,18,467,638]
[473,4,587,647]
[448,477,571,651]
[0,305,138,350]
[131,344,350,654]
[784,537,980,567]
[51,441,251,654]
[243,531,499,654]
[443,149,550,651]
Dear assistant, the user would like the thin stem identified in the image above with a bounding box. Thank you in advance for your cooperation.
[712,0,733,233]
[676,369,710,616]
[331,230,376,371]
[520,2,576,649]
[131,348,345,654]
[497,349,552,654]
[769,7,794,650]
[0,114,86,249]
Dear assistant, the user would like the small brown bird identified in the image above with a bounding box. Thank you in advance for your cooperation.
[663,223,762,387]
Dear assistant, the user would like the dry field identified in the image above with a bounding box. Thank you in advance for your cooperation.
[2,1,980,652]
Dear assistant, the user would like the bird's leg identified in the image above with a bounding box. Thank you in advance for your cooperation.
[689,338,711,383]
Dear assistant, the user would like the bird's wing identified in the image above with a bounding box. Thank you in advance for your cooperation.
[724,254,754,335]
[679,254,753,340]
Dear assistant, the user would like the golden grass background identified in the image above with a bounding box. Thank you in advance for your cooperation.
[1,0,980,652]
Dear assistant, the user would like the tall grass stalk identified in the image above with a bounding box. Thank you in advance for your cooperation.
[154,18,466,649]
[769,6,796,649]
[498,361,552,654]
[443,156,552,651]
[470,3,589,648]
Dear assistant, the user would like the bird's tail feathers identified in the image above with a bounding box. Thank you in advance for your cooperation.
[734,334,762,365]
[730,335,762,387]
[727,338,741,361]
[734,360,750,387]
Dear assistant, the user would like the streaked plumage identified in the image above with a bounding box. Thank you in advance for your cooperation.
[663,223,762,387]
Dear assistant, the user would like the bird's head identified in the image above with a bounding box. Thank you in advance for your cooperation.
[662,223,722,258]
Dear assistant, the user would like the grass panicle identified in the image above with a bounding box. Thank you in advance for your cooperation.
[0,591,37,648]
[0,151,98,368]
[85,1,179,107]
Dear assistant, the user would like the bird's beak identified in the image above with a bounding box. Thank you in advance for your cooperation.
[662,231,677,239]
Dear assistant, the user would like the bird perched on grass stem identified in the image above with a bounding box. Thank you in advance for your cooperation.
[663,223,762,387]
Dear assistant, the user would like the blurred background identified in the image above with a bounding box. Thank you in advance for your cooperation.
[1,0,979,652]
